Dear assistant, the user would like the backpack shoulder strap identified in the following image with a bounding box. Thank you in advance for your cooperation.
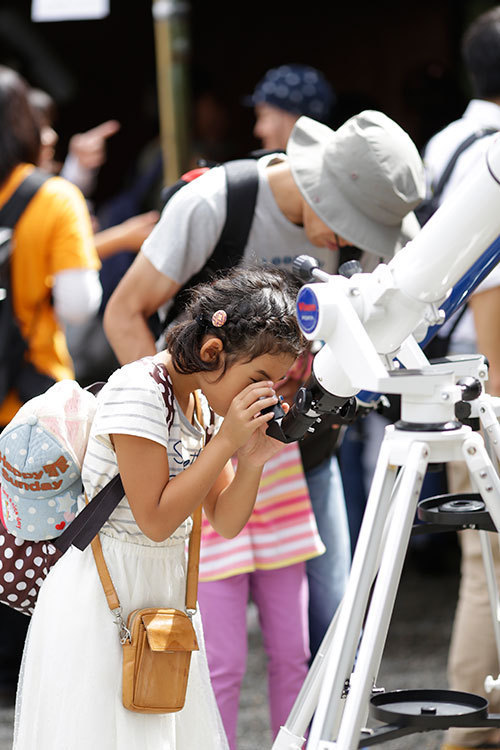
[432,128,497,201]
[214,158,259,262]
[0,169,50,229]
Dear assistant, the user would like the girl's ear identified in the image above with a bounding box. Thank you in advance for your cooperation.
[200,336,224,364]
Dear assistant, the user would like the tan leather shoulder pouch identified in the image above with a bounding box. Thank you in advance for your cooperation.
[91,389,209,714]
[122,607,199,714]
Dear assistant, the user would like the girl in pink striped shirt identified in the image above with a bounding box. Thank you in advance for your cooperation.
[198,352,325,749]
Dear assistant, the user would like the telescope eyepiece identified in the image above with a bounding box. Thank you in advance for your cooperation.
[295,386,313,413]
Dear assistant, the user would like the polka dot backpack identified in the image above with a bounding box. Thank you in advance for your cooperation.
[0,379,124,615]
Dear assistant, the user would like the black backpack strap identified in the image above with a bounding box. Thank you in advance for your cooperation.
[214,159,259,261]
[0,170,51,268]
[163,158,259,328]
[432,128,497,202]
[0,170,50,229]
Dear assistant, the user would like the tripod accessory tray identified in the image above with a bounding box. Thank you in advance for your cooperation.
[417,493,497,532]
[370,689,488,729]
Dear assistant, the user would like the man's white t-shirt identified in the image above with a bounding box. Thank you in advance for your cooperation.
[423,99,500,352]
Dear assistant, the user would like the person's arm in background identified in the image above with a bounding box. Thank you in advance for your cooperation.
[103,252,181,363]
[469,285,500,396]
[60,120,121,197]
[94,211,159,259]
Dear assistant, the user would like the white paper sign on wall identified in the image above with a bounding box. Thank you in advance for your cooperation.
[31,0,110,22]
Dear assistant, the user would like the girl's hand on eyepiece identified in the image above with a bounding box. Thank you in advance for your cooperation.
[218,381,278,452]
[237,399,290,467]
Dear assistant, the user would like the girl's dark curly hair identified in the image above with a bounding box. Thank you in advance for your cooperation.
[166,264,307,376]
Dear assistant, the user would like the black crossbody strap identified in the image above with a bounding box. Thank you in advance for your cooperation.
[54,473,124,553]
[0,170,50,229]
[432,128,497,201]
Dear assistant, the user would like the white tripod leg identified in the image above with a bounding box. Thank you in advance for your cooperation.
[333,440,429,750]
[273,469,404,750]
[305,434,398,749]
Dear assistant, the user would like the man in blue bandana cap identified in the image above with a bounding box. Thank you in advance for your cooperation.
[245,63,336,151]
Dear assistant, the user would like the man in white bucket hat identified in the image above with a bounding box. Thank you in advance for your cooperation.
[104,109,425,740]
[287,110,423,261]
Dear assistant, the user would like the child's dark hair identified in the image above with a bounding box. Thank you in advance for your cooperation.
[166,264,307,376]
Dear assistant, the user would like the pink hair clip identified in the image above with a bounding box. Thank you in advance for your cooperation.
[211,310,227,327]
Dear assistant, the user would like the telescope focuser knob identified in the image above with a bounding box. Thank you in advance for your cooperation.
[338,260,362,279]
[293,255,320,282]
[457,377,482,402]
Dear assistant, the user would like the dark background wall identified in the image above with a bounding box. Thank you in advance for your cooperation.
[0,0,497,211]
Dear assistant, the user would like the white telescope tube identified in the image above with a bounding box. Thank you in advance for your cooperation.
[390,134,500,305]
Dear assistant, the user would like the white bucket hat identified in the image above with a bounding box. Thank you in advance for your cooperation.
[287,110,426,258]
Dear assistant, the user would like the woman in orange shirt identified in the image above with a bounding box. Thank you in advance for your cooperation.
[0,66,102,429]
[0,65,101,702]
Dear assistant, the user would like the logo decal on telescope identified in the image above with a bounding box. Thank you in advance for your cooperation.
[296,287,319,334]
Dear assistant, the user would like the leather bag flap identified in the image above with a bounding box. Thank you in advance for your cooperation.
[142,611,199,652]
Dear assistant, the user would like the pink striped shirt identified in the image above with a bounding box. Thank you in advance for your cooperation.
[199,441,325,581]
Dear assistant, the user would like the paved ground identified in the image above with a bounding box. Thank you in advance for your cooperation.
[0,535,481,749]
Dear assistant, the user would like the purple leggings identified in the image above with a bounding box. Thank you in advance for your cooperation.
[198,563,309,749]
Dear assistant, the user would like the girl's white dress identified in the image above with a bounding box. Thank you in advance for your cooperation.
[13,356,229,750]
